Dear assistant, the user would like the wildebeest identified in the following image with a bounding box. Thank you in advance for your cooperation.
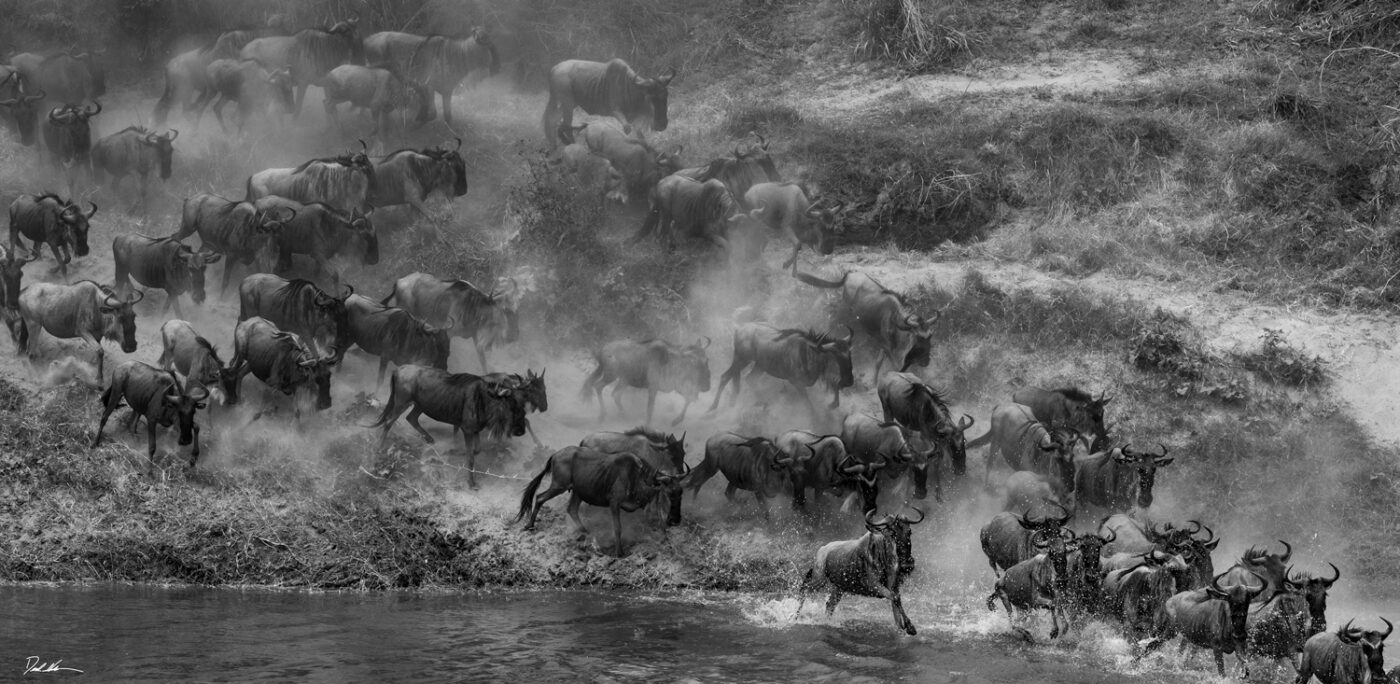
[0,74,46,146]
[41,102,101,174]
[152,29,265,126]
[1246,573,1316,673]
[774,429,849,509]
[577,121,683,199]
[708,323,854,415]
[230,316,335,420]
[1011,386,1111,453]
[241,19,364,117]
[158,320,240,405]
[1073,443,1173,512]
[238,274,353,362]
[8,193,94,281]
[580,427,687,526]
[796,506,926,635]
[582,337,711,426]
[1003,471,1064,512]
[792,269,937,379]
[542,58,674,147]
[676,133,782,207]
[547,143,628,205]
[741,182,839,269]
[516,446,684,557]
[1066,528,1116,618]
[634,175,739,251]
[250,196,378,291]
[343,293,449,387]
[1293,563,1342,634]
[1100,516,1219,590]
[10,51,105,105]
[481,369,548,448]
[1102,549,1192,644]
[363,29,499,125]
[979,504,1074,575]
[1222,540,1293,603]
[370,141,468,222]
[0,246,37,310]
[174,193,294,293]
[380,272,520,372]
[1295,618,1392,684]
[246,145,376,215]
[91,361,208,469]
[321,64,432,134]
[841,412,925,506]
[878,371,975,481]
[202,58,295,135]
[90,126,177,201]
[687,432,791,514]
[1149,572,1268,676]
[368,365,527,490]
[970,403,1082,496]
[986,526,1078,640]
[15,280,139,377]
[111,235,220,317]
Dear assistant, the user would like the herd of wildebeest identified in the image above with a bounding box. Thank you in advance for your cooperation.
[0,13,1388,683]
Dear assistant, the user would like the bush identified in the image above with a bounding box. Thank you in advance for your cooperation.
[839,0,984,71]
[1236,328,1328,388]
[1129,310,1215,381]
[1014,105,1177,212]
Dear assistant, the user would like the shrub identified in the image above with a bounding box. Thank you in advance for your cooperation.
[1236,328,1327,388]
[1129,310,1215,381]
[1014,105,1177,212]
[840,0,984,71]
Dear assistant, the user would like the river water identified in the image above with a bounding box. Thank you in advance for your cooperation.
[0,584,1239,683]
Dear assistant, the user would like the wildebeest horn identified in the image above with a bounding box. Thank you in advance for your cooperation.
[699,336,711,350]
[23,88,44,103]
[127,290,144,304]
[1050,501,1072,527]
[339,284,354,299]
[898,504,925,525]
[47,106,64,122]
[168,128,179,141]
[958,413,974,430]
[1186,520,1202,535]
[838,456,863,475]
[145,131,158,144]
[1382,616,1394,640]
[864,509,885,528]
[1196,524,1215,543]
[751,131,768,150]
[1320,561,1340,586]
[659,68,676,85]
[1277,539,1293,562]
[279,207,297,222]
[189,386,210,402]
[841,325,854,342]
[454,137,462,151]
[358,139,368,153]
[86,201,98,218]
[85,100,101,116]
[1099,527,1117,544]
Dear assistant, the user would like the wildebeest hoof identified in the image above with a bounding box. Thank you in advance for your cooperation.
[1014,627,1034,643]
[422,436,436,445]
[913,488,928,500]
[467,481,480,491]
[904,624,918,636]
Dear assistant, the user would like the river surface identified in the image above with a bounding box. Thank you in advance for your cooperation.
[0,584,1252,683]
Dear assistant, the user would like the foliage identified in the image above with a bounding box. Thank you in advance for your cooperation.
[1235,328,1328,388]
[838,0,985,71]
[1128,310,1215,382]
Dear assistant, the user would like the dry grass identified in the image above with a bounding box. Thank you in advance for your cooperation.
[840,0,986,71]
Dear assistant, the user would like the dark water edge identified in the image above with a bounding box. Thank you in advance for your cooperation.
[0,583,1226,684]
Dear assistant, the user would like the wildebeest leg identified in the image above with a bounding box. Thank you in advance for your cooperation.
[51,243,69,282]
[146,415,160,473]
[462,430,480,490]
[376,358,390,390]
[610,502,626,557]
[91,387,123,449]
[404,407,435,444]
[708,357,747,412]
[754,491,771,520]
[473,340,489,374]
[824,590,843,616]
[292,84,308,120]
[670,396,691,426]
[188,423,201,468]
[523,483,570,532]
[611,385,626,414]
[782,242,802,273]
[645,389,657,426]
[324,98,341,134]
[722,483,738,504]
[541,93,567,147]
[1213,650,1226,677]
[439,89,454,127]
[879,586,917,636]
[219,259,239,296]
[565,493,586,535]
[913,464,931,501]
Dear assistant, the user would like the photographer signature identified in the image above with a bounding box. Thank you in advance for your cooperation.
[24,657,83,675]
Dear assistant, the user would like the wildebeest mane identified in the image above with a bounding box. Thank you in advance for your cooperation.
[621,426,671,443]
[1050,387,1094,403]
[193,335,226,365]
[1241,546,1273,564]
[905,382,949,408]
[33,191,67,205]
[775,327,830,345]
[115,125,153,136]
[291,155,354,174]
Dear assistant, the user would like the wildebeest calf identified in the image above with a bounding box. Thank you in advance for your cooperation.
[92,360,209,470]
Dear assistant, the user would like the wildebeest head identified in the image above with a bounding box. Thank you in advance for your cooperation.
[1016,501,1074,537]
[47,100,101,145]
[1238,539,1294,600]
[1037,424,1081,502]
[0,248,38,309]
[159,374,209,447]
[0,74,44,146]
[1111,443,1173,508]
[934,413,976,477]
[894,310,938,372]
[99,288,142,353]
[1076,526,1116,579]
[634,68,675,132]
[468,27,501,76]
[1290,563,1340,634]
[733,132,781,182]
[327,17,365,64]
[1033,526,1076,597]
[838,455,887,513]
[803,325,854,392]
[311,284,354,360]
[1078,391,1112,452]
[171,242,221,305]
[803,197,842,256]
[53,198,96,258]
[681,337,712,395]
[346,208,379,265]
[867,503,925,577]
[267,66,295,111]
[1338,618,1393,682]
[1206,571,1268,647]
[486,381,528,438]
[140,128,178,180]
[297,345,337,409]
[510,368,548,413]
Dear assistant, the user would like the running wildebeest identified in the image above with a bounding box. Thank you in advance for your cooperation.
[1148,571,1268,677]
[41,102,101,181]
[237,274,353,363]
[202,58,295,135]
[90,126,177,202]
[10,51,105,105]
[0,246,37,309]
[793,269,938,379]
[580,427,687,526]
[0,74,46,146]
[741,182,840,269]
[343,293,450,387]
[1295,618,1392,684]
[841,412,925,506]
[1102,549,1192,646]
[1221,540,1294,603]
[369,365,528,490]
[250,196,378,292]
[363,28,500,126]
[676,133,782,207]
[1073,443,1173,512]
[516,446,686,557]
[111,235,221,317]
[158,319,240,404]
[542,58,674,147]
[581,337,711,426]
[370,141,468,223]
[774,429,850,509]
[708,322,854,415]
[321,64,433,135]
[8,193,95,281]
[634,175,740,251]
[979,503,1074,575]
[174,193,294,293]
[1099,517,1218,590]
[968,403,1082,497]
[240,18,364,117]
[878,371,975,482]
[576,121,683,200]
[796,506,926,635]
[481,369,547,448]
[15,280,139,377]
[153,28,267,126]
[986,526,1078,640]
[91,361,208,470]
[1012,386,1112,453]
[381,272,519,372]
[246,143,376,215]
[230,316,335,421]
[687,432,791,515]
[1245,572,1316,674]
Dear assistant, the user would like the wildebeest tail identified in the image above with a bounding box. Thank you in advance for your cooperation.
[379,287,397,307]
[362,379,403,428]
[515,455,554,523]
[792,270,848,289]
[152,71,175,127]
[629,209,660,244]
